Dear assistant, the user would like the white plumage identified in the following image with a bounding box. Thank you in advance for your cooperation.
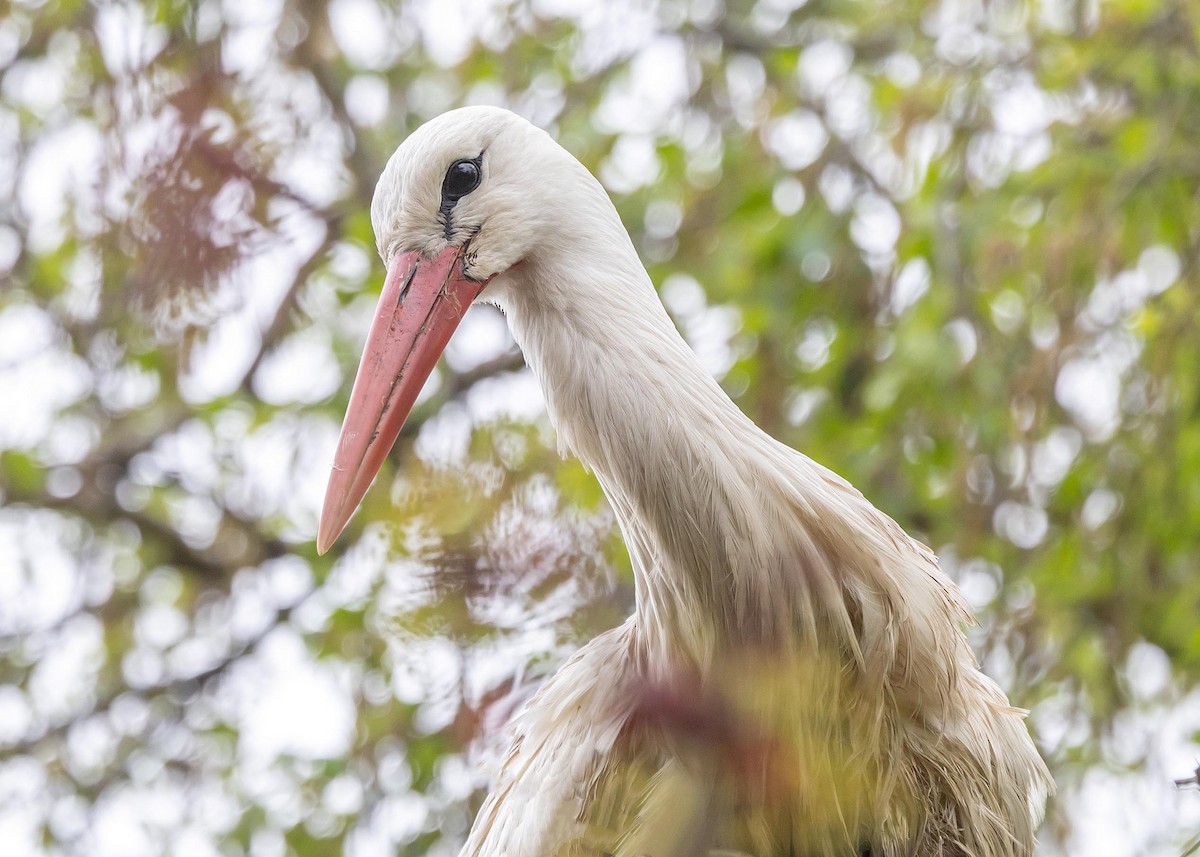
[319,106,1053,857]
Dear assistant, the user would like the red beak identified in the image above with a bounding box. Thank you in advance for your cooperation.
[317,245,489,554]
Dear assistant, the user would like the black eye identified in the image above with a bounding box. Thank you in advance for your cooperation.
[442,158,482,201]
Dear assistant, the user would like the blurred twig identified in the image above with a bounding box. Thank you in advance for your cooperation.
[288,0,384,204]
[0,477,287,580]
[239,222,343,393]
[1,598,303,759]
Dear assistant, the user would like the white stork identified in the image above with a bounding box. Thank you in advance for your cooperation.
[317,106,1052,857]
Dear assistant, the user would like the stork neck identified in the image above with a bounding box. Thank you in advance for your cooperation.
[497,249,781,665]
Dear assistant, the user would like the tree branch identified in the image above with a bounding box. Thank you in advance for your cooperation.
[239,227,341,394]
[2,599,302,758]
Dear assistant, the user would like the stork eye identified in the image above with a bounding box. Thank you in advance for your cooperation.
[443,158,482,201]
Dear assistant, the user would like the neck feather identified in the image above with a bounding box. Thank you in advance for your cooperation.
[494,236,820,665]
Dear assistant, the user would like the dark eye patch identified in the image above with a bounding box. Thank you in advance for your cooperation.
[439,155,483,240]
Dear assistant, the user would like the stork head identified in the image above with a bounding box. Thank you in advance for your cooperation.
[369,105,567,287]
[317,106,592,553]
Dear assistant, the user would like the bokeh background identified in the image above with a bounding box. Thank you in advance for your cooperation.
[3,0,1200,854]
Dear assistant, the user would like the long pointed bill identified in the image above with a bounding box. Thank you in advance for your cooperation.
[317,245,489,554]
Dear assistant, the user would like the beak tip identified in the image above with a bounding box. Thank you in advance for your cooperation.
[315,512,343,557]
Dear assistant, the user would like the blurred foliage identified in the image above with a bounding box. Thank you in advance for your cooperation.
[2,0,1200,853]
